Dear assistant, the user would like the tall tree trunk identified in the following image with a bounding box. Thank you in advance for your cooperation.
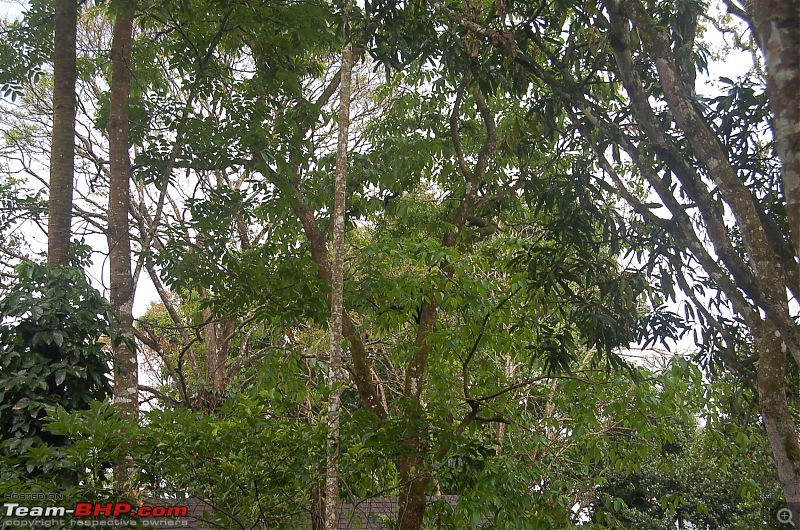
[758,322,800,521]
[107,0,137,489]
[396,463,429,530]
[748,0,800,263]
[46,0,78,267]
[430,0,800,518]
[396,404,430,530]
[325,0,353,527]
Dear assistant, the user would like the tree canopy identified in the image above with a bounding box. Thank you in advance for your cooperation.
[0,0,797,528]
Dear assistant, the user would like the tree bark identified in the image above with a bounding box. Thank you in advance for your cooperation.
[325,0,353,527]
[396,457,429,530]
[395,398,430,530]
[614,0,800,507]
[201,305,234,398]
[748,0,800,264]
[47,0,78,267]
[311,481,326,530]
[107,0,137,489]
[495,355,515,455]
[428,0,800,515]
[757,322,800,522]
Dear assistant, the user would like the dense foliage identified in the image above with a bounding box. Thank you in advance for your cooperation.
[0,0,797,528]
[0,261,113,486]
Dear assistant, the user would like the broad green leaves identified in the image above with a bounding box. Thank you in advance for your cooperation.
[1,0,795,526]
[0,262,114,485]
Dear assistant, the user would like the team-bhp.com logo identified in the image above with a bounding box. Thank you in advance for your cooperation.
[4,503,188,518]
[2,501,190,527]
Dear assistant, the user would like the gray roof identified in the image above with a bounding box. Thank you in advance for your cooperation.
[141,495,460,529]
[339,495,459,529]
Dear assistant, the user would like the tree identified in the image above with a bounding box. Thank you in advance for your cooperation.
[106,0,137,489]
[6,1,795,528]
[423,0,800,517]
[325,0,354,527]
[115,11,656,522]
[123,5,675,525]
[47,0,78,267]
[745,0,800,260]
[0,261,113,486]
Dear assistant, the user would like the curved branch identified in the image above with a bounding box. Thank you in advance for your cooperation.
[450,72,474,181]
[133,9,234,287]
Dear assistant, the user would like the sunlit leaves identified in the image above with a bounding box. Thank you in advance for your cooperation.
[0,0,53,99]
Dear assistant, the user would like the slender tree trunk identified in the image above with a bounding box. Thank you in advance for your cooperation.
[495,355,515,455]
[748,0,800,263]
[107,0,137,489]
[325,1,353,527]
[758,321,800,522]
[47,0,78,267]
[311,481,326,530]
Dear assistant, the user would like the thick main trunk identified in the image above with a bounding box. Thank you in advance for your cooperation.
[749,0,800,262]
[395,400,430,530]
[47,0,78,267]
[396,454,429,530]
[758,323,800,521]
[202,307,233,396]
[107,0,137,489]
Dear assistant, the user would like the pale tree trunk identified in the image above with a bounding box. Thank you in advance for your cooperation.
[47,0,78,267]
[748,0,800,263]
[107,0,137,489]
[494,355,515,455]
[325,0,353,527]
[432,0,800,518]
